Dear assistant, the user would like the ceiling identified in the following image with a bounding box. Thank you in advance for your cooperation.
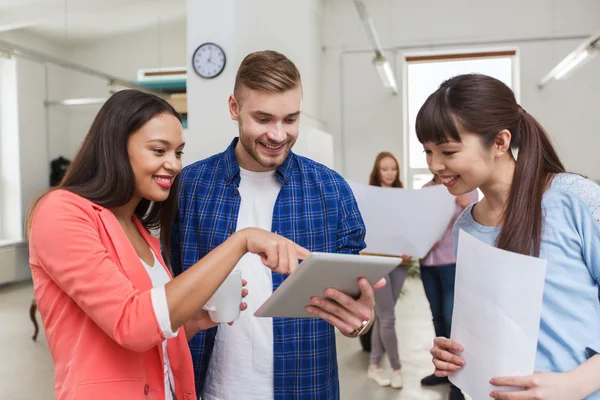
[0,0,186,45]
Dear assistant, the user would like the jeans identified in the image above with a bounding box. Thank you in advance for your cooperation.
[419,264,457,338]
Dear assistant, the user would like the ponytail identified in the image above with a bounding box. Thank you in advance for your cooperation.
[496,111,565,256]
[415,74,567,257]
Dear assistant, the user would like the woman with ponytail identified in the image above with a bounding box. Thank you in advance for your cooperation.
[417,74,600,400]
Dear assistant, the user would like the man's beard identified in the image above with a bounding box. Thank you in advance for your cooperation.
[239,127,293,169]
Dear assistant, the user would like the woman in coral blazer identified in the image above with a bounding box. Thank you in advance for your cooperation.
[28,90,308,400]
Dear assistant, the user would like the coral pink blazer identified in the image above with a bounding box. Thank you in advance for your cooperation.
[29,190,196,400]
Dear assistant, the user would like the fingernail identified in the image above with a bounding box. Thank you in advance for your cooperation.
[326,289,335,297]
[305,306,313,313]
[311,298,320,306]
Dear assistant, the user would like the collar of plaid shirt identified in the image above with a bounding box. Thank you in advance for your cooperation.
[221,137,294,185]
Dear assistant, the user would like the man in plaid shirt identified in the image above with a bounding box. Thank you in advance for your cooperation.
[171,50,381,400]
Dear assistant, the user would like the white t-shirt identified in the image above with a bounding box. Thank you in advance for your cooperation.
[141,250,178,400]
[203,168,282,400]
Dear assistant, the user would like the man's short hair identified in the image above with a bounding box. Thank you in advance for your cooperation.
[234,50,302,104]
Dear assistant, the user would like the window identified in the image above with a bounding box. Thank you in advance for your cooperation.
[404,51,517,188]
[0,56,23,242]
[0,57,4,239]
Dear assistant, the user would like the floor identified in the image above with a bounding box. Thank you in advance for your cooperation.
[0,278,450,400]
[336,278,448,400]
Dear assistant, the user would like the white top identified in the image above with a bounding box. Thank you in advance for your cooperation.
[203,168,282,400]
[143,249,178,400]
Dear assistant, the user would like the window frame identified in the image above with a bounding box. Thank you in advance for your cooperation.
[401,49,519,189]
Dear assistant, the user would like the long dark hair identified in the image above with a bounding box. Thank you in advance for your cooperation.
[369,151,404,188]
[415,74,565,257]
[29,90,181,261]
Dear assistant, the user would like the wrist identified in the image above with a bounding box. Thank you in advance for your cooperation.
[231,229,250,254]
[566,356,600,398]
[565,370,587,399]
[184,321,199,342]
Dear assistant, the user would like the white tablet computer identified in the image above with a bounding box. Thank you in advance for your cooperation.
[254,252,401,318]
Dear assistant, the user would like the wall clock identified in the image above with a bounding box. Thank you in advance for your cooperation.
[192,42,226,79]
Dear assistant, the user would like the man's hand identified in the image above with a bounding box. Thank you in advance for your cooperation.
[304,277,385,336]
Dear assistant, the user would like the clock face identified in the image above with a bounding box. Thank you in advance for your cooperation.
[192,43,226,79]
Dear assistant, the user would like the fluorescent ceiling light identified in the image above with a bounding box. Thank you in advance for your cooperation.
[45,98,108,106]
[353,0,398,95]
[553,49,592,79]
[373,56,399,94]
[539,31,600,88]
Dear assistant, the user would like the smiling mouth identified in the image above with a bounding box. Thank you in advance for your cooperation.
[153,175,174,189]
[439,175,459,187]
[259,142,285,152]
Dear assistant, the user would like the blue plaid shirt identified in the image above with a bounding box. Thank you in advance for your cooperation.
[170,138,366,400]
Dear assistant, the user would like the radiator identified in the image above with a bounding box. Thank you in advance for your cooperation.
[0,242,31,285]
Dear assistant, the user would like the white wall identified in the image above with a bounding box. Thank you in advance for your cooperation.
[0,21,186,282]
[0,58,22,241]
[185,0,236,163]
[294,127,335,169]
[0,57,49,282]
[16,57,48,219]
[67,19,186,80]
[6,5,326,170]
[233,1,324,132]
[323,0,600,183]
[0,30,70,234]
[186,0,325,165]
[0,55,51,282]
[64,18,187,156]
[0,18,188,209]
[0,30,71,282]
[0,29,69,57]
[0,29,72,167]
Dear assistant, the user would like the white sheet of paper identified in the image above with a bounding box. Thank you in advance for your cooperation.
[449,230,547,399]
[349,182,455,258]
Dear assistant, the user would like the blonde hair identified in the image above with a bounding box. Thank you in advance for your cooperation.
[234,50,301,104]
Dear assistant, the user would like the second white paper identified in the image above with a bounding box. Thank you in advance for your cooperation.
[450,230,547,399]
[349,182,456,258]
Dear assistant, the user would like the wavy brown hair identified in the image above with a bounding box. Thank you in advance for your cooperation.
[28,90,182,263]
[369,152,404,188]
[415,74,565,257]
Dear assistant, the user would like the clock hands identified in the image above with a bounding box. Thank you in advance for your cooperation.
[193,43,224,78]
[207,47,219,65]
